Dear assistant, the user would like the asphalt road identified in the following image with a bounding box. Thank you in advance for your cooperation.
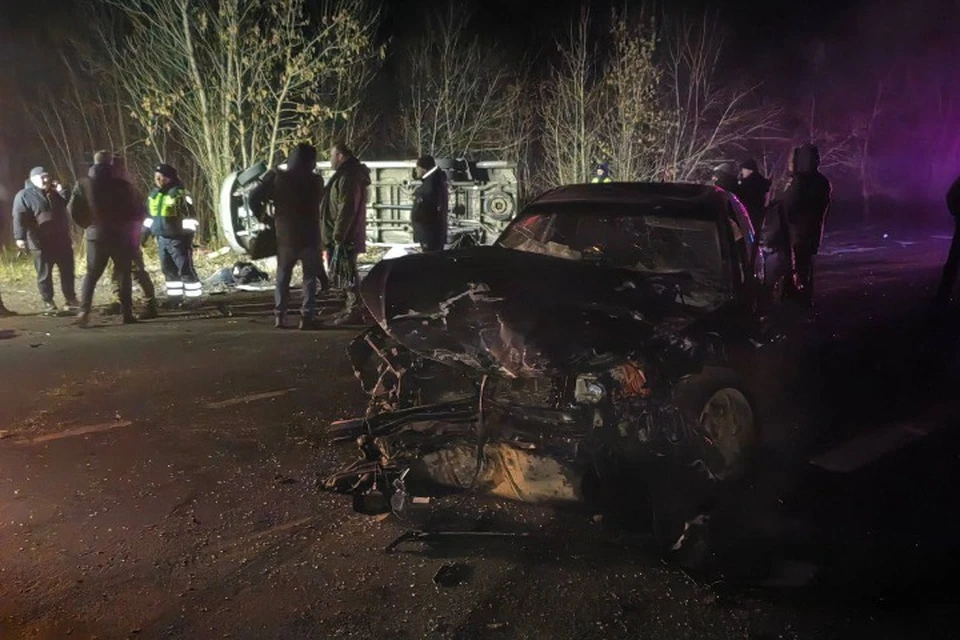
[1,226,960,639]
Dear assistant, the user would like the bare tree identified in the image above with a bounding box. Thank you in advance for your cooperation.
[597,9,669,182]
[398,2,528,161]
[657,11,780,182]
[101,0,384,240]
[538,6,605,187]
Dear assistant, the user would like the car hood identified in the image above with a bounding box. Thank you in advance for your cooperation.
[360,246,708,379]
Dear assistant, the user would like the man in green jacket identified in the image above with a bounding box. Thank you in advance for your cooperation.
[320,141,371,325]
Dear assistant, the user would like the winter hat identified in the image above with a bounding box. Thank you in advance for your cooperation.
[29,166,47,178]
[155,163,178,180]
[740,158,759,172]
[93,150,113,165]
[417,155,436,170]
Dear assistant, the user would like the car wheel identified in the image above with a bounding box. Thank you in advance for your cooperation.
[673,366,758,482]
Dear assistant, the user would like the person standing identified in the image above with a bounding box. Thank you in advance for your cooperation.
[249,142,325,330]
[783,143,832,307]
[145,164,202,307]
[68,157,141,325]
[12,166,79,314]
[411,155,449,253]
[320,142,371,326]
[736,158,772,232]
[591,162,613,183]
[934,174,960,307]
[100,153,158,319]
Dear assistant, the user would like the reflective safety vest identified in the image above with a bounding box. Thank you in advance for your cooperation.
[147,186,197,237]
[591,176,612,183]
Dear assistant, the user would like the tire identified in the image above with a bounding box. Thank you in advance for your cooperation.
[672,366,758,482]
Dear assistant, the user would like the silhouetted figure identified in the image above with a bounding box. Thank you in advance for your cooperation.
[934,175,960,307]
[711,162,738,192]
[736,158,772,232]
[249,142,327,330]
[783,144,831,307]
[411,155,449,252]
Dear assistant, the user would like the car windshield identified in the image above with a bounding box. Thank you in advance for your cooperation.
[497,209,730,309]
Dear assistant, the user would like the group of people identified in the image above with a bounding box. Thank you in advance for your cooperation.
[0,153,202,323]
[248,143,449,329]
[712,146,832,308]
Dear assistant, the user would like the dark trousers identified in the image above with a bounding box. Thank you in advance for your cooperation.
[794,249,816,304]
[413,222,446,252]
[157,236,200,299]
[275,245,321,319]
[82,238,132,315]
[112,247,156,303]
[32,243,76,303]
[937,218,960,305]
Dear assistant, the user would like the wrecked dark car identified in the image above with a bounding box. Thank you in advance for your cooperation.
[323,182,773,542]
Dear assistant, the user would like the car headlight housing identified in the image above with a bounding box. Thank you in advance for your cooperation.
[574,375,606,405]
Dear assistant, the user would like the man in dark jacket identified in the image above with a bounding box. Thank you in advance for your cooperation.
[783,143,832,307]
[411,155,449,252]
[736,158,772,232]
[68,158,141,326]
[934,175,960,307]
[12,166,79,314]
[321,141,371,326]
[711,162,739,192]
[103,153,158,319]
[249,142,326,330]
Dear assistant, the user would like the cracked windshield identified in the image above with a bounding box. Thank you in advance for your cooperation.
[498,209,729,308]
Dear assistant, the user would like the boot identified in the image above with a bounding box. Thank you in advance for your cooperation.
[63,298,81,312]
[137,300,159,320]
[41,300,58,315]
[328,292,365,326]
[298,315,318,330]
[275,314,287,329]
[74,311,90,327]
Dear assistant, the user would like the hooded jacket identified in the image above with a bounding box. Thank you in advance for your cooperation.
[12,179,71,251]
[784,144,832,254]
[249,144,323,250]
[321,155,371,253]
[68,163,142,241]
[735,171,772,230]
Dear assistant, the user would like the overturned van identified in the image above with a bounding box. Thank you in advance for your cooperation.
[218,158,520,256]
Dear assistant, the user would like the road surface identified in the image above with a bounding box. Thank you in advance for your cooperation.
[1,225,960,639]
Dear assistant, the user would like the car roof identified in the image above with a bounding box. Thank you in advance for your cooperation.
[524,182,730,220]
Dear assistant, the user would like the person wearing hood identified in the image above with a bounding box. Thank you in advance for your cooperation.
[736,158,772,231]
[783,143,832,306]
[320,141,371,326]
[934,174,960,307]
[411,155,449,252]
[711,162,739,192]
[12,165,79,314]
[67,154,143,325]
[145,163,202,307]
[249,142,327,330]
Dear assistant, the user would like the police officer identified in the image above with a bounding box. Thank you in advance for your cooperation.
[591,162,612,183]
[146,164,202,307]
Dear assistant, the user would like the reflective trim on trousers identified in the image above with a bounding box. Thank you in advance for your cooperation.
[166,280,184,297]
[184,281,202,298]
